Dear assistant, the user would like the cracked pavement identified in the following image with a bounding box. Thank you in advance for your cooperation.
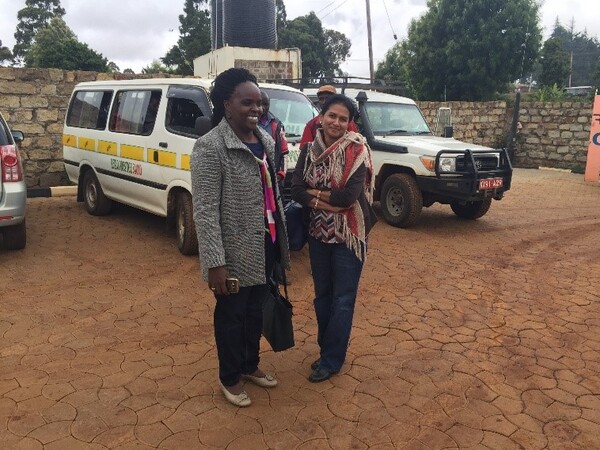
[1,168,600,449]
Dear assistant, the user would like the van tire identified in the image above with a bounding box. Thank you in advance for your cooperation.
[450,198,492,219]
[176,191,198,255]
[83,170,112,215]
[2,220,26,250]
[380,173,423,227]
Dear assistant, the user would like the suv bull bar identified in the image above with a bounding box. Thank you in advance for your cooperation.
[417,148,513,201]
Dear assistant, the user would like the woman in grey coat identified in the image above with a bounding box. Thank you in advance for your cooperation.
[191,68,289,407]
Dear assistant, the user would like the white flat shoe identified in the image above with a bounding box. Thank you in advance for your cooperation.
[243,373,278,388]
[219,381,251,407]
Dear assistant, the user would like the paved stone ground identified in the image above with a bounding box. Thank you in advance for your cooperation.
[1,168,600,449]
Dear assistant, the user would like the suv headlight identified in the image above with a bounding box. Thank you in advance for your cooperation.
[439,157,456,172]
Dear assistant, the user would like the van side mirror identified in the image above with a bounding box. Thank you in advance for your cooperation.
[12,130,24,143]
[442,125,453,138]
[194,116,212,137]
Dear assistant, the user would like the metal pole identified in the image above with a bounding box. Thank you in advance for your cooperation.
[366,0,374,83]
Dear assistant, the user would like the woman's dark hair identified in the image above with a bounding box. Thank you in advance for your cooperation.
[320,94,358,122]
[210,68,258,127]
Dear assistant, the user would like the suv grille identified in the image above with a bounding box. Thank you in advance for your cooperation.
[456,155,498,171]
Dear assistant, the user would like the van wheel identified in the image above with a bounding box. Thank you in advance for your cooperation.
[451,198,492,219]
[83,170,112,216]
[3,220,26,250]
[176,191,198,255]
[380,173,423,227]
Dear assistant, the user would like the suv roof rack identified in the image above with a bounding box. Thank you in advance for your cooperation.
[265,76,406,96]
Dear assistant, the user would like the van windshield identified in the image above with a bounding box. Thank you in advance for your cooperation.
[364,102,432,136]
[261,88,318,140]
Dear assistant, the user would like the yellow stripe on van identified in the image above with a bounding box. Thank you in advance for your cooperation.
[147,148,177,168]
[63,134,77,147]
[120,144,144,161]
[181,154,191,171]
[78,136,96,152]
[98,140,118,156]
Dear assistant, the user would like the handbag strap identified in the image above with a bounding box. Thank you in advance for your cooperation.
[280,266,289,300]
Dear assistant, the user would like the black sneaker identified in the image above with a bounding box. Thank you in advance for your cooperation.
[311,359,320,371]
[309,367,333,383]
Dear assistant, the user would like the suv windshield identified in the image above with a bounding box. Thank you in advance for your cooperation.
[364,102,431,136]
[262,88,318,140]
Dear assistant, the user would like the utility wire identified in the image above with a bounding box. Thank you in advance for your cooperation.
[381,0,398,40]
[316,0,338,16]
[321,0,348,20]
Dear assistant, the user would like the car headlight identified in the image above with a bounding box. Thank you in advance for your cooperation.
[439,157,455,172]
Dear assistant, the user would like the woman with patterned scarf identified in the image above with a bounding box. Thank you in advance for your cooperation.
[291,94,377,383]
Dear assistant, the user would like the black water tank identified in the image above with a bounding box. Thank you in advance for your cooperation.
[210,0,224,50]
[222,0,277,49]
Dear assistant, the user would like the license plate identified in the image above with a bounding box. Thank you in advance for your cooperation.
[479,178,503,190]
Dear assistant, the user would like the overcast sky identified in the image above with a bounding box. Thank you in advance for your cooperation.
[1,0,598,78]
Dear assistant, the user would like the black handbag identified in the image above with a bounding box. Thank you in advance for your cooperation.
[262,271,295,352]
[284,200,308,251]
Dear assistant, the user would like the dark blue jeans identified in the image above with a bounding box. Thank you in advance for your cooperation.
[308,236,364,373]
[214,232,276,386]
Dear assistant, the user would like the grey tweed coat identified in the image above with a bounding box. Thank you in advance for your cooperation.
[191,118,290,287]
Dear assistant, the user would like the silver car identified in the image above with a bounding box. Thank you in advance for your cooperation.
[0,111,26,250]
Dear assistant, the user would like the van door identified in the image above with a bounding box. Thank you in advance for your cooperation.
[159,85,212,184]
[103,88,167,214]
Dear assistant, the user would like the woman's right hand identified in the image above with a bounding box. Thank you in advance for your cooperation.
[208,266,229,296]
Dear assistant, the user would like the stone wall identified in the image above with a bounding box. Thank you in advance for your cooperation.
[0,67,595,187]
[418,100,593,171]
[0,67,185,187]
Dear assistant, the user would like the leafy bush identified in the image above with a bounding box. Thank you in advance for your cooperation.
[525,84,567,101]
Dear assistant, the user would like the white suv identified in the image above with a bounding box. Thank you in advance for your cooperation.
[291,88,512,226]
[0,111,26,250]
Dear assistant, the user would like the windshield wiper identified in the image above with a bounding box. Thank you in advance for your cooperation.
[384,129,408,136]
[414,131,432,135]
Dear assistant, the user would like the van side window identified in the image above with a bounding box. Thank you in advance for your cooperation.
[166,85,211,137]
[66,91,113,129]
[109,90,161,135]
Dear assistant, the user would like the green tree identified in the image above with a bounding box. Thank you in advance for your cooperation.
[550,20,600,86]
[0,40,13,65]
[25,17,108,71]
[107,61,120,73]
[161,0,210,75]
[142,60,174,74]
[375,41,413,95]
[13,0,65,63]
[592,58,600,91]
[278,12,351,79]
[275,0,287,37]
[324,30,351,76]
[397,0,542,101]
[538,38,570,87]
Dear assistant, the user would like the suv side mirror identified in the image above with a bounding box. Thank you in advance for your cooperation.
[194,116,212,137]
[12,130,24,143]
[442,125,453,138]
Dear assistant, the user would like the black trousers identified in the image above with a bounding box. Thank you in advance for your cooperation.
[214,232,276,386]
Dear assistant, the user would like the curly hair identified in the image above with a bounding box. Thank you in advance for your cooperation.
[320,94,358,122]
[210,68,258,127]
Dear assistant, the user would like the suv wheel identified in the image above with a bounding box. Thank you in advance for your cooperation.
[83,170,112,215]
[450,198,492,219]
[2,220,26,250]
[176,191,198,255]
[380,173,423,227]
